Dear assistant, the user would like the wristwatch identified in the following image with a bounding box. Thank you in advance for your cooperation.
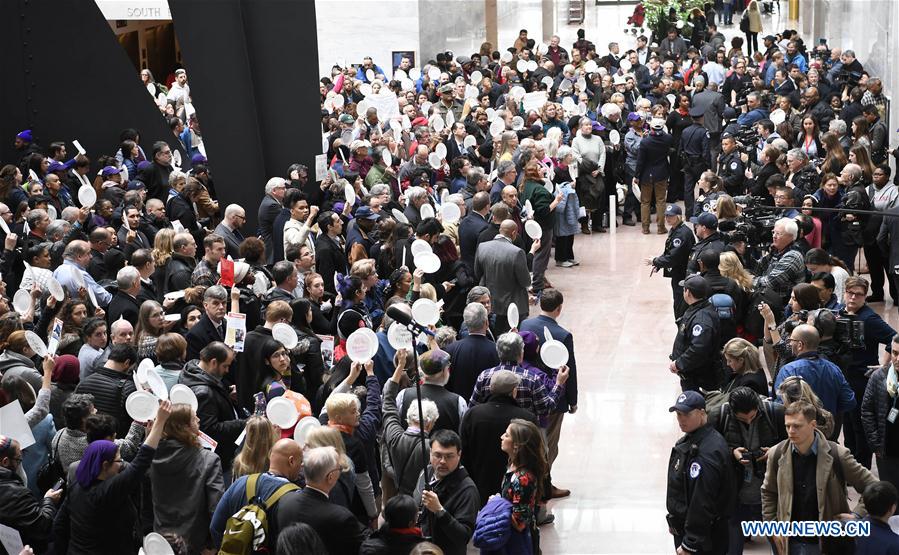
[767,324,777,332]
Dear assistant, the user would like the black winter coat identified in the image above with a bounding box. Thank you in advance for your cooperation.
[178,361,246,468]
[0,466,56,553]
[74,367,137,438]
[861,367,895,456]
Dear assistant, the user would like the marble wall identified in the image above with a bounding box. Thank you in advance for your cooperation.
[798,0,899,133]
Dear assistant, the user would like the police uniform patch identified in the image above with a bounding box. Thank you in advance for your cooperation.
[673,238,682,247]
[692,324,702,336]
[730,161,738,170]
[705,131,711,139]
[689,462,701,478]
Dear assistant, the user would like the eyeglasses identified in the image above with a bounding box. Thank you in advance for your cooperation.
[431,452,458,462]
[845,290,866,298]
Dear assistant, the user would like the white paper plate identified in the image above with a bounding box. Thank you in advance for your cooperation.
[272,323,298,349]
[391,208,409,224]
[527,60,538,72]
[540,340,569,368]
[584,60,598,73]
[411,298,440,326]
[414,252,440,274]
[430,115,445,133]
[163,290,186,301]
[409,67,421,80]
[500,51,513,63]
[126,390,159,422]
[516,59,528,72]
[525,220,543,240]
[543,179,554,194]
[489,118,505,136]
[365,68,375,82]
[510,86,526,101]
[541,76,554,88]
[346,327,379,363]
[382,150,392,166]
[143,532,175,555]
[70,265,85,289]
[266,397,300,429]
[387,321,414,352]
[411,239,431,257]
[507,304,519,328]
[344,183,356,206]
[169,384,198,412]
[0,214,8,234]
[470,70,483,84]
[769,108,785,125]
[419,203,435,220]
[87,287,98,310]
[293,416,322,446]
[428,153,442,170]
[440,202,461,224]
[435,143,447,160]
[619,59,632,72]
[164,313,181,322]
[446,110,455,126]
[609,130,621,145]
[47,205,57,220]
[544,326,554,342]
[145,368,169,400]
[24,330,47,358]
[172,150,182,169]
[78,185,97,208]
[427,66,440,81]
[13,289,32,314]
[524,200,533,217]
[511,116,525,131]
[463,135,477,149]
[137,359,155,383]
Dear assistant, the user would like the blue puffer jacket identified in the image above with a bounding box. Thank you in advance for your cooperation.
[553,182,580,238]
[472,495,512,551]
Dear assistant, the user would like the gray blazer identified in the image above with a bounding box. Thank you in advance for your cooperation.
[473,235,530,321]
[213,222,243,259]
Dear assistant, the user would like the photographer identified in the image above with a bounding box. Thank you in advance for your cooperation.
[784,148,819,199]
[753,218,806,308]
[840,276,897,470]
[708,387,787,554]
[735,92,769,128]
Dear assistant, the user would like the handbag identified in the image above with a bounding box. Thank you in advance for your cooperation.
[739,12,749,32]
[37,431,65,491]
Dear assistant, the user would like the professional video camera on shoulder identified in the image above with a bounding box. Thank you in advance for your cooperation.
[727,195,777,250]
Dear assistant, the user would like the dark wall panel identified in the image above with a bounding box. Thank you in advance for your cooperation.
[0,0,181,175]
[168,0,322,232]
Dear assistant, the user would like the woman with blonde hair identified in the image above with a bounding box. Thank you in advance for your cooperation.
[497,131,518,163]
[150,404,224,554]
[722,337,769,395]
[714,194,739,222]
[777,375,836,439]
[152,227,176,294]
[719,251,754,293]
[231,415,278,480]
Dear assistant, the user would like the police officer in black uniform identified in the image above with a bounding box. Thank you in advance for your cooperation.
[716,134,745,196]
[670,275,724,392]
[666,390,735,555]
[686,212,725,275]
[680,107,711,216]
[647,204,696,319]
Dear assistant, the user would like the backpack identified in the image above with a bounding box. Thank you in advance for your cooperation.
[709,293,735,320]
[739,11,750,32]
[218,474,299,555]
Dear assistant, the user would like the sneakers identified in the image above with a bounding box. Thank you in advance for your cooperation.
[555,260,574,268]
[568,259,580,266]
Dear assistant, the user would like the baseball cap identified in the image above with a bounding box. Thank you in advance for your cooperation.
[690,211,718,229]
[438,83,454,95]
[649,118,666,130]
[664,204,682,217]
[136,160,152,171]
[338,113,354,124]
[354,206,380,221]
[626,112,644,122]
[669,391,706,413]
[679,274,710,299]
[688,105,705,118]
[127,180,146,191]
[100,166,120,176]
[191,153,207,165]
[490,370,521,396]
[16,130,33,142]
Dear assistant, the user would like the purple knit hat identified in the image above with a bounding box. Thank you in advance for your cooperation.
[75,440,119,488]
[518,330,540,362]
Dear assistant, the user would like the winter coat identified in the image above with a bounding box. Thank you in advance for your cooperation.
[472,495,513,550]
[861,366,894,456]
[0,466,57,552]
[380,380,430,496]
[413,465,480,555]
[359,527,426,555]
[178,361,246,469]
[74,366,137,438]
[150,438,224,554]
[553,182,580,237]
[0,350,43,394]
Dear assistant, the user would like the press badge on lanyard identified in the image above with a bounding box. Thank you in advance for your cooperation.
[888,396,899,424]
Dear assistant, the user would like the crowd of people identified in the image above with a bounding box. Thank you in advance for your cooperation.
[2,2,899,553]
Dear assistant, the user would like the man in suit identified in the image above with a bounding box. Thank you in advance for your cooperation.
[130,249,159,304]
[691,77,726,166]
[117,206,151,260]
[445,302,500,400]
[86,227,112,282]
[474,220,535,334]
[276,446,367,554]
[186,285,229,361]
[457,192,490,271]
[258,177,286,265]
[444,121,468,162]
[519,288,577,500]
[164,232,197,293]
[459,370,537,505]
[314,210,347,298]
[634,118,673,235]
[214,203,246,260]
[107,266,142,327]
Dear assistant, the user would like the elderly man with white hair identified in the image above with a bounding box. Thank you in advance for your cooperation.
[258,177,286,264]
[214,203,246,259]
[753,218,806,306]
[835,163,870,272]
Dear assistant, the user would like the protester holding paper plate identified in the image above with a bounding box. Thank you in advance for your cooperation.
[257,338,295,401]
[333,274,374,360]
[149,402,225,554]
[520,159,563,298]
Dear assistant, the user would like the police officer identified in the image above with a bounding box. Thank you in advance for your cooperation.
[716,134,745,196]
[646,204,696,319]
[670,275,724,392]
[666,391,735,555]
[680,107,711,216]
[686,212,725,275]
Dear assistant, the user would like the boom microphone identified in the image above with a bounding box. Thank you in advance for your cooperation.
[386,305,436,336]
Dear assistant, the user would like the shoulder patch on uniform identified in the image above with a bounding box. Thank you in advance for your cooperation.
[673,238,682,247]
[706,131,711,139]
[730,161,738,170]
[689,462,701,478]
[692,324,703,336]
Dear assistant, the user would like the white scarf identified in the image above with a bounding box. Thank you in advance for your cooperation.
[887,365,899,398]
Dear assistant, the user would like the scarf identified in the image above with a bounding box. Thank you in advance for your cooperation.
[75,440,119,488]
[887,365,899,398]
[328,422,355,436]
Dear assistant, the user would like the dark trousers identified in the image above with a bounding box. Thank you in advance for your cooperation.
[876,456,899,510]
[834,244,859,273]
[672,279,687,319]
[843,372,873,469]
[554,234,574,262]
[684,169,701,217]
[864,242,896,300]
[745,32,758,56]
[675,517,729,554]
[728,502,774,555]
[623,169,640,220]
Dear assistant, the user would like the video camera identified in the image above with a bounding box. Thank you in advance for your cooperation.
[833,68,863,89]
[727,195,778,251]
[790,308,866,353]
[735,126,760,155]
